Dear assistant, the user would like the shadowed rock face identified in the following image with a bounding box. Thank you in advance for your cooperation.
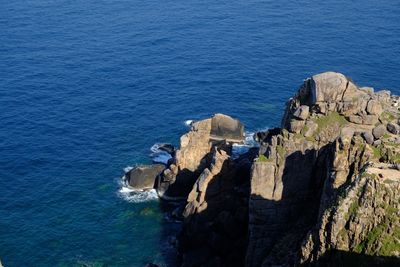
[126,164,165,190]
[247,72,400,266]
[157,114,245,200]
[138,72,400,267]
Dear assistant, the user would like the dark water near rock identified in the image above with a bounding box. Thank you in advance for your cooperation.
[0,0,399,266]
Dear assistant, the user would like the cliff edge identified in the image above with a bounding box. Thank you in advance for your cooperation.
[132,72,400,267]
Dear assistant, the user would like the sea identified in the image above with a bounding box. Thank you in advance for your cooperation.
[1,0,399,266]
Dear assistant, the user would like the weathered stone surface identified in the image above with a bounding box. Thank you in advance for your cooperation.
[347,115,363,124]
[366,99,383,115]
[304,120,318,138]
[210,113,245,141]
[362,131,374,145]
[387,122,400,134]
[288,119,305,133]
[372,124,387,139]
[311,72,350,103]
[246,72,400,266]
[144,73,400,267]
[300,164,400,265]
[157,114,245,200]
[126,164,165,190]
[179,146,256,267]
[293,105,309,120]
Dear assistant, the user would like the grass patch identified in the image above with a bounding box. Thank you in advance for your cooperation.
[257,154,272,162]
[379,111,396,123]
[345,200,359,221]
[354,205,400,256]
[312,112,348,136]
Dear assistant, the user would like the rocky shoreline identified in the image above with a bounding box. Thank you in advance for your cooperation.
[129,72,399,267]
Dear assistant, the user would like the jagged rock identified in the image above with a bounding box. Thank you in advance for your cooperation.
[300,164,400,265]
[126,164,165,190]
[372,124,387,139]
[157,114,245,200]
[376,90,391,102]
[362,131,374,145]
[157,143,175,154]
[142,72,400,267]
[293,105,309,120]
[361,114,378,125]
[347,115,363,124]
[367,99,383,115]
[387,122,400,134]
[179,144,256,267]
[247,72,400,266]
[304,120,318,138]
[288,119,305,133]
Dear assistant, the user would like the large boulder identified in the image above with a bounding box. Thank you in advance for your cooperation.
[311,72,356,103]
[210,113,244,141]
[366,100,383,115]
[387,122,400,135]
[372,124,387,139]
[293,105,310,120]
[126,164,165,190]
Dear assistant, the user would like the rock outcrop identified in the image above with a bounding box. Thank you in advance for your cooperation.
[125,164,165,190]
[178,146,257,267]
[133,72,400,267]
[247,72,400,266]
[157,113,245,200]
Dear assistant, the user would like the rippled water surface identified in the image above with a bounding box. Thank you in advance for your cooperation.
[1,0,399,266]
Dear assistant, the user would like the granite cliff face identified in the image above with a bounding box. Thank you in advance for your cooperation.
[132,72,399,267]
[247,72,400,266]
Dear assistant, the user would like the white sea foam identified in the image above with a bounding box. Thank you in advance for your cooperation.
[231,131,260,159]
[184,119,194,126]
[119,187,159,203]
[118,177,159,203]
[123,166,134,173]
[150,143,172,164]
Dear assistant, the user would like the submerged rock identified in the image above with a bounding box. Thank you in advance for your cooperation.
[126,164,165,190]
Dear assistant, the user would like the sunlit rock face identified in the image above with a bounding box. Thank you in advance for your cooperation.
[152,72,400,267]
[157,113,245,200]
[246,72,400,266]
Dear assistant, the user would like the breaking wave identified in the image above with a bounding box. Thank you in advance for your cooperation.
[150,143,172,165]
[231,131,260,159]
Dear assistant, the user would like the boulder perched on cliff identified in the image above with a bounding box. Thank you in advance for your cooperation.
[210,113,245,141]
[125,164,165,190]
[311,72,357,103]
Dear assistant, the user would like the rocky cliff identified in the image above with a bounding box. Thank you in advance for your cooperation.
[133,72,400,267]
[247,72,400,267]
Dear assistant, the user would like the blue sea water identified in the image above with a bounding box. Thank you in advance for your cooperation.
[0,0,399,266]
